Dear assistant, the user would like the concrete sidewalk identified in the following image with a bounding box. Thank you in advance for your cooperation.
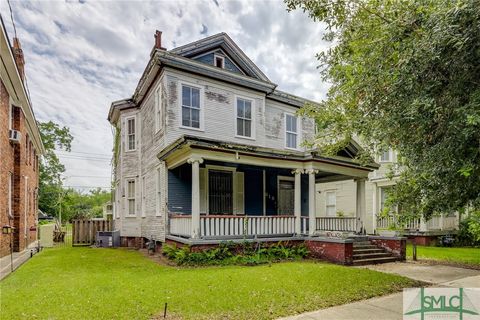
[279,262,480,320]
[0,241,39,280]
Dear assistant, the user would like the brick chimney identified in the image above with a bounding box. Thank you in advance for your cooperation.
[12,38,25,81]
[154,30,166,51]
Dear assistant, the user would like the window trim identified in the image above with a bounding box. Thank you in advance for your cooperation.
[234,95,255,140]
[125,116,136,152]
[156,166,162,217]
[125,178,136,217]
[284,112,300,150]
[214,54,225,69]
[154,86,163,133]
[141,176,146,218]
[179,82,204,132]
[325,190,336,217]
[8,172,13,218]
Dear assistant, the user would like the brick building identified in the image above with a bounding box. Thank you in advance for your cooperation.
[1,18,44,258]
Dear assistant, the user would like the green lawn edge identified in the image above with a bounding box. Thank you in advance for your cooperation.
[1,247,418,320]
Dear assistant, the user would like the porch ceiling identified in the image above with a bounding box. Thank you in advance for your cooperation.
[158,135,378,178]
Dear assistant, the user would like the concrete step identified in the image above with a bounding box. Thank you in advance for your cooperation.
[352,241,371,245]
[353,252,393,259]
[353,248,386,254]
[352,245,379,250]
[352,256,399,266]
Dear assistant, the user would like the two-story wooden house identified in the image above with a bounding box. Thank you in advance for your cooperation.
[108,31,382,253]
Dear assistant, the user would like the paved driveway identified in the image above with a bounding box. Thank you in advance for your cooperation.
[279,262,480,320]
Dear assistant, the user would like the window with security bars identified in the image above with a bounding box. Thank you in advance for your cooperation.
[181,85,201,128]
[236,98,252,137]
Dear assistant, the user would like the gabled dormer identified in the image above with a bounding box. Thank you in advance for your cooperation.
[170,33,270,82]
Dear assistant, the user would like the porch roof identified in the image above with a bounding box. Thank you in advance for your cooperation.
[158,135,379,178]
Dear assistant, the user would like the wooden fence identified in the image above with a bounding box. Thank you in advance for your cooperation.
[72,219,112,246]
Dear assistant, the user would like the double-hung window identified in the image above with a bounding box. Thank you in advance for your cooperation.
[325,191,336,216]
[285,114,298,149]
[236,98,253,138]
[380,149,391,162]
[127,179,136,216]
[181,85,201,129]
[126,117,136,151]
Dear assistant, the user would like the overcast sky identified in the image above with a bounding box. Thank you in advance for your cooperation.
[1,0,330,193]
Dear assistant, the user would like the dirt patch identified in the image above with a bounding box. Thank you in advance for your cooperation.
[408,258,480,270]
[140,249,178,267]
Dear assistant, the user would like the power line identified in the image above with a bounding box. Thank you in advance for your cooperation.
[57,151,112,157]
[57,155,111,162]
[6,0,17,39]
[63,185,112,189]
[63,175,111,178]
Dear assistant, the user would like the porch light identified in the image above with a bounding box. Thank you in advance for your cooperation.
[2,225,14,234]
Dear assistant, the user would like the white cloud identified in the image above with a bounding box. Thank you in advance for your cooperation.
[1,0,331,190]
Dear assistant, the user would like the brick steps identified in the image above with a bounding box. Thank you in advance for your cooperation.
[352,240,399,265]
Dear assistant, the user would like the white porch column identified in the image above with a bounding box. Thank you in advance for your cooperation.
[372,182,378,232]
[440,213,445,231]
[306,169,318,236]
[188,157,204,239]
[292,169,303,235]
[355,178,366,234]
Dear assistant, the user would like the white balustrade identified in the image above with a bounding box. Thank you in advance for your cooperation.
[315,217,360,233]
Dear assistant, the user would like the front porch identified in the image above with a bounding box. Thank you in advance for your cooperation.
[161,135,377,242]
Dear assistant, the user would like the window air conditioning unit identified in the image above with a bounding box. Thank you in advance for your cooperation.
[8,130,21,144]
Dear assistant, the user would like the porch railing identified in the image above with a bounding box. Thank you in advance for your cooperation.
[169,215,297,239]
[201,215,296,238]
[315,217,361,233]
[169,215,192,238]
[376,214,458,231]
[169,215,364,239]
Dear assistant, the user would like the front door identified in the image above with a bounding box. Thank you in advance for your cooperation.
[278,179,294,215]
[208,170,233,214]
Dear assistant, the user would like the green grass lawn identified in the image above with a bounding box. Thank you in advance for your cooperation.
[1,247,417,320]
[407,244,480,266]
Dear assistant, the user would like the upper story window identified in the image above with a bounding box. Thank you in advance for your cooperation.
[379,149,392,162]
[181,84,201,129]
[236,97,253,138]
[126,117,136,151]
[127,179,136,215]
[285,114,298,149]
[214,54,225,69]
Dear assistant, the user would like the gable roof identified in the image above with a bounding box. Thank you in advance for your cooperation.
[170,33,270,82]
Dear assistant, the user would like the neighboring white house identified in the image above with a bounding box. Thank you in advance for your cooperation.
[108,31,379,245]
[316,148,460,241]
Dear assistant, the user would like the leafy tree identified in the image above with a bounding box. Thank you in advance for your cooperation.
[38,121,73,216]
[285,0,480,218]
[61,188,111,221]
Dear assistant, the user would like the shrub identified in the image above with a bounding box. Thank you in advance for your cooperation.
[162,241,309,266]
[456,210,480,247]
